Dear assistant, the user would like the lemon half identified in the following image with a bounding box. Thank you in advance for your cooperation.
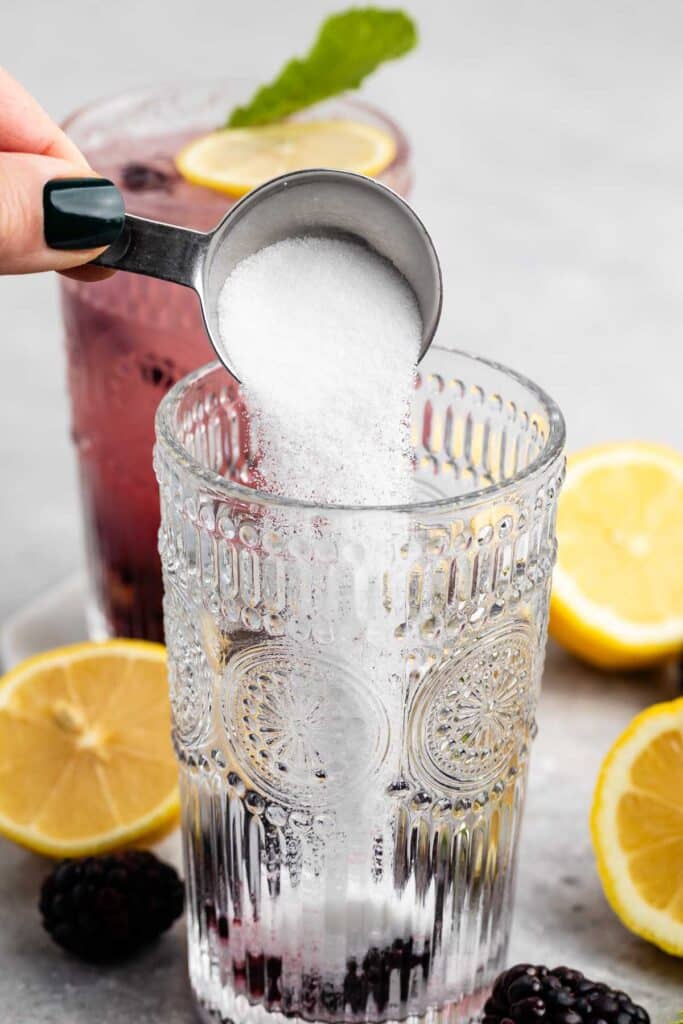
[550,442,683,668]
[0,641,179,858]
[592,696,683,956]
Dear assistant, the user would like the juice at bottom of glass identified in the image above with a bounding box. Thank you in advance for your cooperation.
[180,662,526,1024]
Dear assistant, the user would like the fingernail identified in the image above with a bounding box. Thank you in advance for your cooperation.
[43,178,124,250]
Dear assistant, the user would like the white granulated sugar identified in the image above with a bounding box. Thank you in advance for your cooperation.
[217,236,421,505]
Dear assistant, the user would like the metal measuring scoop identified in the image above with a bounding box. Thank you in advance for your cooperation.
[94,168,442,379]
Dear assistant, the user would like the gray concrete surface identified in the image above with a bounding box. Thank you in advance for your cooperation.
[1,1,682,1020]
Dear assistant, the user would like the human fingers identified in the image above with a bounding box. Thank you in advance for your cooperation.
[0,153,123,274]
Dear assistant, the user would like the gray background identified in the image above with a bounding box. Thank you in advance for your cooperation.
[1,1,682,1021]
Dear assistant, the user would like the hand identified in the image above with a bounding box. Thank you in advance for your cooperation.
[0,67,123,280]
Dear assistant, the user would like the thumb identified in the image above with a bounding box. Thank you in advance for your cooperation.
[0,152,123,274]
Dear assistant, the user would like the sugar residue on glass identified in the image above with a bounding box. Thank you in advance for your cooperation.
[217,236,422,505]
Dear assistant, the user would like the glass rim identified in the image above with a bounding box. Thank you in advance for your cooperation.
[155,345,566,515]
[61,76,250,133]
[61,78,411,149]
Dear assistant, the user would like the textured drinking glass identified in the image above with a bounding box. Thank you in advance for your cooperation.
[154,346,565,1024]
[61,83,413,642]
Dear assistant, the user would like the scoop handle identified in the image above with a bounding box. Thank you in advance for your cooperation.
[92,214,209,289]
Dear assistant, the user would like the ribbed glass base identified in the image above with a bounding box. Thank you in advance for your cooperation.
[194,985,490,1024]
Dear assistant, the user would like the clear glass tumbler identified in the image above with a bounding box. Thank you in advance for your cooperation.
[154,346,565,1024]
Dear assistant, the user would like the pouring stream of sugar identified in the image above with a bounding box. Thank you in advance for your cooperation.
[217,236,422,506]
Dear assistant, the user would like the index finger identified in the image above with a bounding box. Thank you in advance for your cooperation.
[0,66,89,165]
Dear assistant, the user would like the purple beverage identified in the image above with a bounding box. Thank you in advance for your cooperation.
[61,85,413,641]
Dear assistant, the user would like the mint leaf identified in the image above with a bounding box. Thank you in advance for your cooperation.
[227,8,417,128]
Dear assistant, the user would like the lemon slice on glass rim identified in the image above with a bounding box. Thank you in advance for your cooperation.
[0,641,179,858]
[176,119,397,197]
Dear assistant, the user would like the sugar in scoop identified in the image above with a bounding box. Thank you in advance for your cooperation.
[217,236,422,506]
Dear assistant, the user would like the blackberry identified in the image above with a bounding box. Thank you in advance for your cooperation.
[39,851,184,961]
[121,162,172,192]
[484,964,650,1024]
[139,355,177,389]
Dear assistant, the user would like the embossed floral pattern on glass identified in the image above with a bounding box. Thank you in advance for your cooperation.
[154,346,565,1024]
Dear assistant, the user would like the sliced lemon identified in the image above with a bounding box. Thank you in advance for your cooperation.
[591,696,683,956]
[550,442,683,669]
[0,641,179,858]
[176,119,397,196]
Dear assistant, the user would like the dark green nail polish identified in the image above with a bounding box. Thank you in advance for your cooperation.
[43,178,124,250]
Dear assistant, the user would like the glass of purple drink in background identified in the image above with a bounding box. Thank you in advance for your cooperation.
[61,82,413,641]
